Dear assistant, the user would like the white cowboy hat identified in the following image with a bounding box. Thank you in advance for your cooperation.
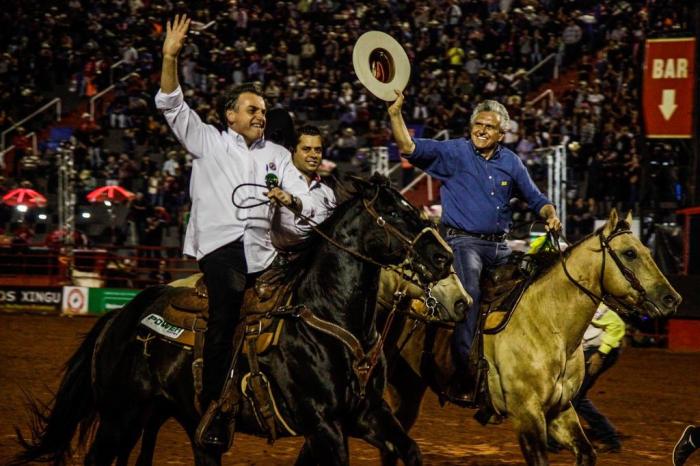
[352,31,410,102]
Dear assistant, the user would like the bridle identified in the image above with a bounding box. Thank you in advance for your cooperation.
[552,226,659,316]
[293,184,450,286]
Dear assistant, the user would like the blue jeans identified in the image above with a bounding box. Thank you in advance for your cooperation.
[573,347,621,445]
[447,234,511,369]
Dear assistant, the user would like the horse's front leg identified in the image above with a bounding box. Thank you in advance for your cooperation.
[299,422,348,466]
[295,435,349,466]
[547,403,597,466]
[385,356,430,432]
[351,400,422,466]
[510,401,549,466]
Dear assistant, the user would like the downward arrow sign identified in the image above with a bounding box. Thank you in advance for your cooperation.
[659,89,677,120]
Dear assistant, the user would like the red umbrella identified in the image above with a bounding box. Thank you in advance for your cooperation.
[86,185,136,203]
[2,188,47,207]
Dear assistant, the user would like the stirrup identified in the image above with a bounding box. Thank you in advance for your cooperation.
[195,401,235,450]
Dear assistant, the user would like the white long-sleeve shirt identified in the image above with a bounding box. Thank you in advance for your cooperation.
[270,177,335,251]
[155,86,321,272]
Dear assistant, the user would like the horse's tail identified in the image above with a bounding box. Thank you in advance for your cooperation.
[9,285,170,465]
[9,311,116,466]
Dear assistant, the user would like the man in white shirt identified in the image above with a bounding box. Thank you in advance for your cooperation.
[156,15,321,449]
[270,125,336,251]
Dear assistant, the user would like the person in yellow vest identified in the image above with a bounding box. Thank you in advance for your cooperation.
[576,303,625,453]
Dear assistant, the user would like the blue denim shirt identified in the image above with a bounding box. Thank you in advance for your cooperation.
[409,138,551,234]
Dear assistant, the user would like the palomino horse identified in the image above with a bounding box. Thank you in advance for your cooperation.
[11,175,454,466]
[382,210,681,466]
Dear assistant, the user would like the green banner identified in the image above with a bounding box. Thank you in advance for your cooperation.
[87,288,140,314]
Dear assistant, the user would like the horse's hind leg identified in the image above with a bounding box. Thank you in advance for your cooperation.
[85,409,144,466]
[352,402,422,466]
[548,405,597,466]
[133,409,171,466]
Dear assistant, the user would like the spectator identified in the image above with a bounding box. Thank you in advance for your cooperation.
[574,304,625,453]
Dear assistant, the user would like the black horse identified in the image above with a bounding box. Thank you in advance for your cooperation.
[12,175,453,466]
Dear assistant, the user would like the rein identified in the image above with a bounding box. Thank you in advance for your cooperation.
[551,228,654,315]
[285,185,443,288]
[267,289,410,397]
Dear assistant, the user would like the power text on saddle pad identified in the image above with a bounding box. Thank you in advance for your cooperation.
[141,313,185,339]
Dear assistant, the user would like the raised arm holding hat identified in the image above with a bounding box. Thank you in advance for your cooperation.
[387,89,561,404]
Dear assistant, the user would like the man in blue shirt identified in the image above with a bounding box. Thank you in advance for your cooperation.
[388,91,561,402]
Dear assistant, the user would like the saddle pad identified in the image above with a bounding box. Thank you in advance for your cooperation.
[140,313,196,347]
[138,313,286,354]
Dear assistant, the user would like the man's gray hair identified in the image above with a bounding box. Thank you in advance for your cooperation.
[469,100,510,133]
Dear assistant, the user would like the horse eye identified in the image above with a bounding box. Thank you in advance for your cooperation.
[623,249,637,259]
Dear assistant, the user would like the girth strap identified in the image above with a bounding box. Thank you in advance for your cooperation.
[297,307,382,397]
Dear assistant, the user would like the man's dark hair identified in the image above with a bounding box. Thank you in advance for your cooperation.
[265,108,296,150]
[224,82,264,111]
[297,125,322,143]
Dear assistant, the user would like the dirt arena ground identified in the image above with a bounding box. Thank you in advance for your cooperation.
[1,312,699,465]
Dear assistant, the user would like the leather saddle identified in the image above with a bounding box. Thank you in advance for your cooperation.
[479,252,535,334]
[149,270,292,354]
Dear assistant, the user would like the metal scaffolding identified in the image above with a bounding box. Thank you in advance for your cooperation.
[544,144,567,234]
[57,142,76,277]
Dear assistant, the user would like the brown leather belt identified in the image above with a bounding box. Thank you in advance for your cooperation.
[446,227,507,242]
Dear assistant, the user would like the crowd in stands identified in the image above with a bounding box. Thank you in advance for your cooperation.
[0,0,692,253]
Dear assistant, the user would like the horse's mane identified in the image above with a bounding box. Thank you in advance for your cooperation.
[530,219,631,281]
[281,189,362,285]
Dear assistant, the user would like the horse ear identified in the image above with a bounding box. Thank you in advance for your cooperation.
[346,174,372,195]
[603,208,619,236]
[625,210,633,225]
[369,172,391,187]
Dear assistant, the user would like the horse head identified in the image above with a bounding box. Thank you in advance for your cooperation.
[379,267,470,323]
[349,174,453,283]
[596,209,681,318]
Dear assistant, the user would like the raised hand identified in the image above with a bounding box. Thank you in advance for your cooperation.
[387,89,405,117]
[163,14,191,59]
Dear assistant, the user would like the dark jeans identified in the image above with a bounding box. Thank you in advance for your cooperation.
[198,240,248,406]
[447,234,511,369]
[573,347,621,445]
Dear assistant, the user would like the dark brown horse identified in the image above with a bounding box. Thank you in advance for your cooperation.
[382,210,681,465]
[11,175,454,466]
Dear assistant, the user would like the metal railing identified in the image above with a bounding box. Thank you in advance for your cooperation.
[528,88,556,107]
[89,72,141,121]
[511,53,559,88]
[1,98,62,151]
[109,59,127,84]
